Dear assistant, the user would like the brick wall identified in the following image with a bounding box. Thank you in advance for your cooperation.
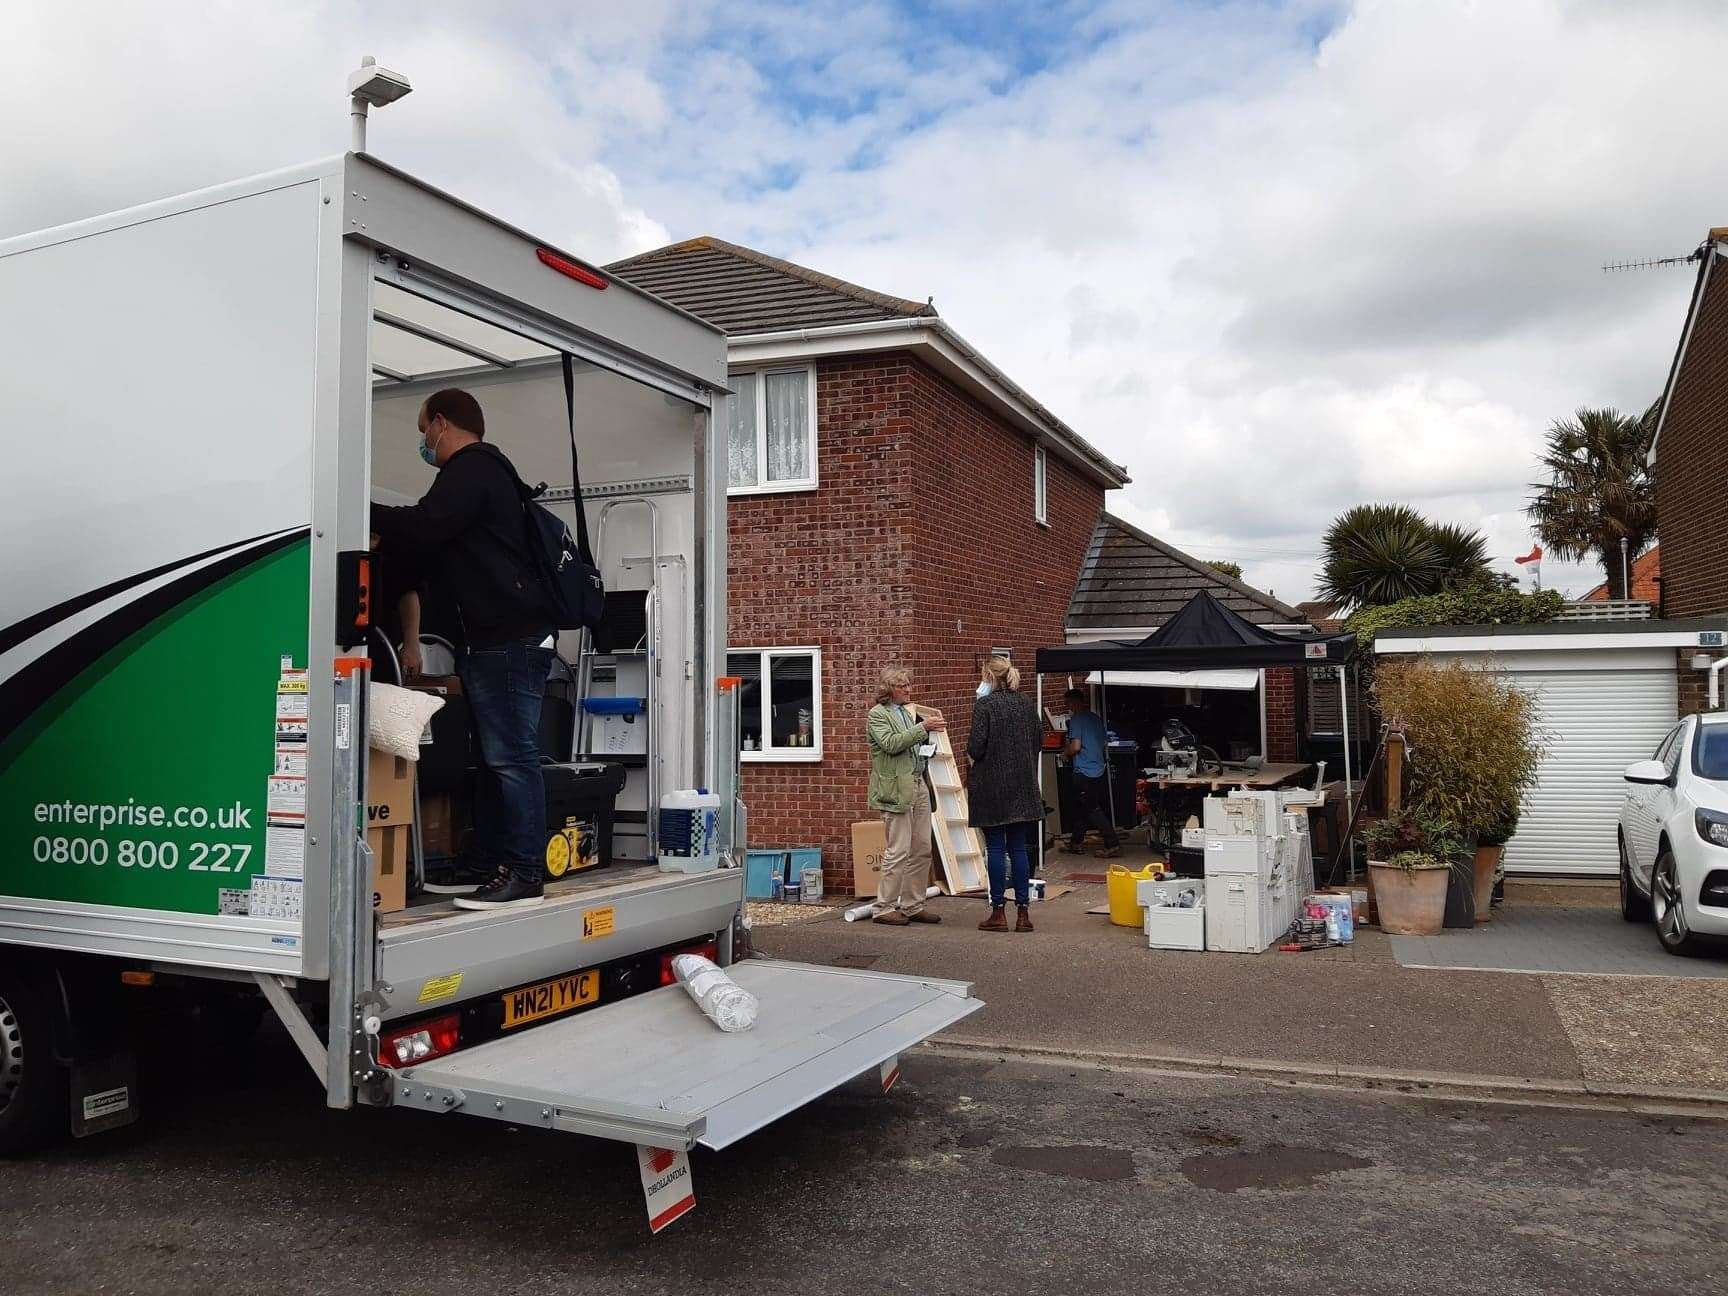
[1656,248,1728,619]
[1676,648,1726,719]
[904,359,1104,772]
[728,350,1107,890]
[1264,667,1300,761]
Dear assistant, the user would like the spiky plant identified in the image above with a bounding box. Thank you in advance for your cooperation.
[1527,405,1657,601]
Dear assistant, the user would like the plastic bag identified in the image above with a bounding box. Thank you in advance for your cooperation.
[671,954,758,1033]
[368,681,445,761]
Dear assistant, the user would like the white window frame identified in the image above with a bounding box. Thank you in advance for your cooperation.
[727,364,818,496]
[729,645,823,763]
[1034,444,1049,525]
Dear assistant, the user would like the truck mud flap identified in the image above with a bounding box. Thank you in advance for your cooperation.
[392,960,982,1150]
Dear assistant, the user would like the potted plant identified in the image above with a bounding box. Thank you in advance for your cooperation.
[1372,660,1543,930]
[1363,809,1464,935]
[1472,804,1519,924]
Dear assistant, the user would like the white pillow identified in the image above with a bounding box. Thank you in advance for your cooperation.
[369,682,445,761]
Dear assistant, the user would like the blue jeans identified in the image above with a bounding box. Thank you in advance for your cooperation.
[460,635,554,884]
[984,821,1035,907]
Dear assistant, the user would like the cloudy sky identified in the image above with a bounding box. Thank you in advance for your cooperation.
[6,0,1722,601]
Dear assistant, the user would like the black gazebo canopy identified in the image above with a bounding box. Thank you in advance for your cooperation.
[1035,591,1355,675]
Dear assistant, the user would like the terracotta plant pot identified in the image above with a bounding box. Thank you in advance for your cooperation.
[1368,861,1449,936]
[1472,845,1502,924]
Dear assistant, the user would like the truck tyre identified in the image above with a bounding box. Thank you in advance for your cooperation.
[0,966,69,1155]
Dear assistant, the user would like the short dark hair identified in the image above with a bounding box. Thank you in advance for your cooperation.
[423,388,485,437]
[1065,688,1088,704]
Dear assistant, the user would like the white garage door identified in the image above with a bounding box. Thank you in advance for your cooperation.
[1500,668,1677,876]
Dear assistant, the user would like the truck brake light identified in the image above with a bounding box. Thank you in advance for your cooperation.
[378,1013,460,1068]
[659,939,719,986]
[536,247,608,290]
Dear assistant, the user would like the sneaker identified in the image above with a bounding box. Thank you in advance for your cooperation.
[421,860,499,895]
[452,874,545,910]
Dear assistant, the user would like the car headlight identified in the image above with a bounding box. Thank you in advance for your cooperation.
[1695,808,1728,848]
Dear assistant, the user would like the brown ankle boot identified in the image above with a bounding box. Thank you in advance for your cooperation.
[978,905,1008,932]
[1015,905,1034,932]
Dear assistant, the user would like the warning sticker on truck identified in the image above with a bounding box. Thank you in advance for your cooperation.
[582,906,616,940]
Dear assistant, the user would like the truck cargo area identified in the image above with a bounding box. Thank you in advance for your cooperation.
[397,960,982,1149]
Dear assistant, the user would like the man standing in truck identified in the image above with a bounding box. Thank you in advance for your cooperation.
[372,388,553,910]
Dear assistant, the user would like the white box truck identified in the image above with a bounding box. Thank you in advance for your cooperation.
[0,128,980,1220]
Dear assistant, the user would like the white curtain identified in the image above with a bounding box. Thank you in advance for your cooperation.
[728,372,758,487]
[764,370,810,482]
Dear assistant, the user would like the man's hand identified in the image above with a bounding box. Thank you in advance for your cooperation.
[400,641,424,680]
[921,715,948,733]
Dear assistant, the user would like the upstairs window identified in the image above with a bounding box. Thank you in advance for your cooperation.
[1034,445,1048,525]
[728,366,816,493]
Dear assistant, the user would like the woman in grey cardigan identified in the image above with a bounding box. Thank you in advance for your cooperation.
[967,656,1045,932]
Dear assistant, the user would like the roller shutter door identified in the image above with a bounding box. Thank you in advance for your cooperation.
[1499,668,1677,876]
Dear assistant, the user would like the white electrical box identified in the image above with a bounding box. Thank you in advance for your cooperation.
[1204,874,1277,953]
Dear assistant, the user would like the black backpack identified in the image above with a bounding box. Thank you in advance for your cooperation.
[501,354,605,632]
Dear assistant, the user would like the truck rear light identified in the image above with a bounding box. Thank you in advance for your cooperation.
[378,1013,460,1068]
[536,247,608,290]
[659,939,719,987]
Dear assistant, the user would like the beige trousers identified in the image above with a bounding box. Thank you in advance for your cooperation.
[877,778,932,915]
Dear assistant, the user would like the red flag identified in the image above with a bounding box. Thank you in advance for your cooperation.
[1514,544,1543,565]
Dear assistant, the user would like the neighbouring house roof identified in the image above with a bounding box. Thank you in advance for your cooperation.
[1581,545,1661,602]
[607,236,936,336]
[1650,233,1727,464]
[1065,513,1306,634]
[607,236,1129,488]
[1295,600,1346,632]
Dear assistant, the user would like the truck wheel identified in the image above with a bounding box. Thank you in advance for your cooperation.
[0,968,68,1155]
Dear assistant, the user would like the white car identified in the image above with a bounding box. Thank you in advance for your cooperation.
[1619,712,1728,956]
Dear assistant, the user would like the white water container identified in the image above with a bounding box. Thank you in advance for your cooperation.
[657,788,722,873]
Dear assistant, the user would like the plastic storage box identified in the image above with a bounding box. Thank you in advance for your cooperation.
[1144,902,1206,951]
[540,761,627,879]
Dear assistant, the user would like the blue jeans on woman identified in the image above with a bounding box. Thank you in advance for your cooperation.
[984,821,1035,907]
[459,634,555,885]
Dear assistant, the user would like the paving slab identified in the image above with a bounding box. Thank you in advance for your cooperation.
[754,883,1587,1081]
[1391,904,1728,978]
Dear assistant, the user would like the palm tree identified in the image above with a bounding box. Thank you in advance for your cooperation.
[1319,504,1444,610]
[1527,405,1657,601]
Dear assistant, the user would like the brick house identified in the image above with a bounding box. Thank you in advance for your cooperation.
[1651,227,1728,715]
[1061,513,1333,767]
[1580,545,1661,605]
[609,238,1129,888]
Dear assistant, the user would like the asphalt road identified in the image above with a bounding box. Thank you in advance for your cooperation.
[4,1023,1725,1296]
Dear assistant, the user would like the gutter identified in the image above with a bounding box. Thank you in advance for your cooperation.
[728,317,1131,488]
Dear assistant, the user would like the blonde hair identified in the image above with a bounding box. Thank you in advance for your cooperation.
[876,665,912,705]
[982,655,1020,692]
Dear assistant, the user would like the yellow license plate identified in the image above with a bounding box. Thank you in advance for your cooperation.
[501,969,599,1029]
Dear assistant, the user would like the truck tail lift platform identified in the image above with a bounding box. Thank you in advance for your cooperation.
[0,61,982,1230]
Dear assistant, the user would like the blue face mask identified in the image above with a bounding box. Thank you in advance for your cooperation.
[976,680,992,699]
[419,421,446,467]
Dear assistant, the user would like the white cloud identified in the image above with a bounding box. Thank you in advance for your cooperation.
[4,0,1714,606]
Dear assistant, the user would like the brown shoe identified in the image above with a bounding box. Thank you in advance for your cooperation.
[978,905,1008,932]
[908,911,942,924]
[1093,846,1122,859]
[1016,905,1035,932]
[873,910,911,926]
[1059,843,1088,855]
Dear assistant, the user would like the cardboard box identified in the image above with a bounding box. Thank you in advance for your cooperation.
[367,824,409,914]
[851,819,887,897]
[420,791,455,857]
[367,748,416,827]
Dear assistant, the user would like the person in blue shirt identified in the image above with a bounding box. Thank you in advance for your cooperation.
[1061,688,1120,858]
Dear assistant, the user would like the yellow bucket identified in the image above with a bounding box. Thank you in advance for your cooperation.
[1107,862,1162,928]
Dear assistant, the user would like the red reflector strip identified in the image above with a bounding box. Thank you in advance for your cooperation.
[536,247,608,290]
[649,1195,696,1234]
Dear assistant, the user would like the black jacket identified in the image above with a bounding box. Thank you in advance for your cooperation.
[371,443,550,649]
[966,690,1046,828]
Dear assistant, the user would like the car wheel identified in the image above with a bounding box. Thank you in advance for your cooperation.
[1652,849,1701,957]
[1619,835,1651,923]
[0,967,68,1156]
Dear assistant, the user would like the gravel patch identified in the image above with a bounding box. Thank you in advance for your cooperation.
[1505,881,1617,909]
[1544,972,1728,1089]
[746,900,838,926]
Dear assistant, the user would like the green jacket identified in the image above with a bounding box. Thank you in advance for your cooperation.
[866,703,929,813]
